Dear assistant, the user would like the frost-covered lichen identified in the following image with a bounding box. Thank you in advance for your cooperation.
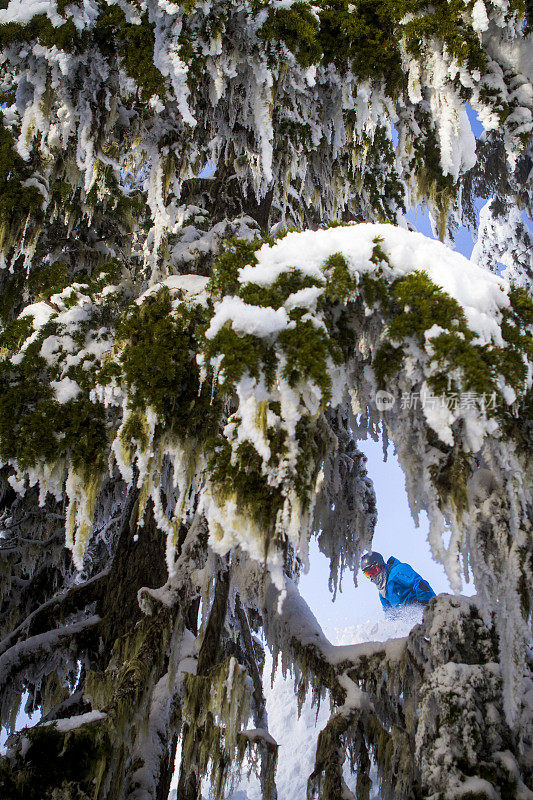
[181,657,252,797]
[0,716,111,800]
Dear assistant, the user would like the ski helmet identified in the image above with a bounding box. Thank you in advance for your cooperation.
[360,551,385,579]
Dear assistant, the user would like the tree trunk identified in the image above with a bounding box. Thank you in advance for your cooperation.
[176,564,230,800]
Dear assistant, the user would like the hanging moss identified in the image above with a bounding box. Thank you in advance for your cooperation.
[88,610,173,717]
[502,387,533,456]
[0,719,111,800]
[293,416,330,502]
[430,449,473,518]
[117,287,221,441]
[275,117,314,148]
[0,115,132,304]
[209,439,284,534]
[373,342,405,386]
[354,127,406,223]
[93,4,166,100]
[408,112,457,239]
[181,656,252,799]
[516,544,533,619]
[0,272,25,325]
[0,112,44,251]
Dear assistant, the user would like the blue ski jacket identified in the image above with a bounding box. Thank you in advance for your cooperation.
[379,557,436,611]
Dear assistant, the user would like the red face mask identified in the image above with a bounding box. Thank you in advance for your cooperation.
[363,563,381,579]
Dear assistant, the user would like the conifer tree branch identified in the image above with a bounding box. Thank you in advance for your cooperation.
[0,569,109,658]
[0,615,101,689]
[235,594,266,727]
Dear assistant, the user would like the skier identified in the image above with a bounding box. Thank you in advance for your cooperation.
[360,551,436,612]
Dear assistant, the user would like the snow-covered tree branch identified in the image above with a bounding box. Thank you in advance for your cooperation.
[0,1,531,798]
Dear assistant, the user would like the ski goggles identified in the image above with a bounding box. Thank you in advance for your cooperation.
[363,563,382,578]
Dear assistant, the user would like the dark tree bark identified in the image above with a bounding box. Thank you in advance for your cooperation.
[0,493,188,800]
[97,492,168,661]
[176,564,230,800]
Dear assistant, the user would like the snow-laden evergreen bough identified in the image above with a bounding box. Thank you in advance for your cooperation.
[1,224,532,799]
[0,1,532,799]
